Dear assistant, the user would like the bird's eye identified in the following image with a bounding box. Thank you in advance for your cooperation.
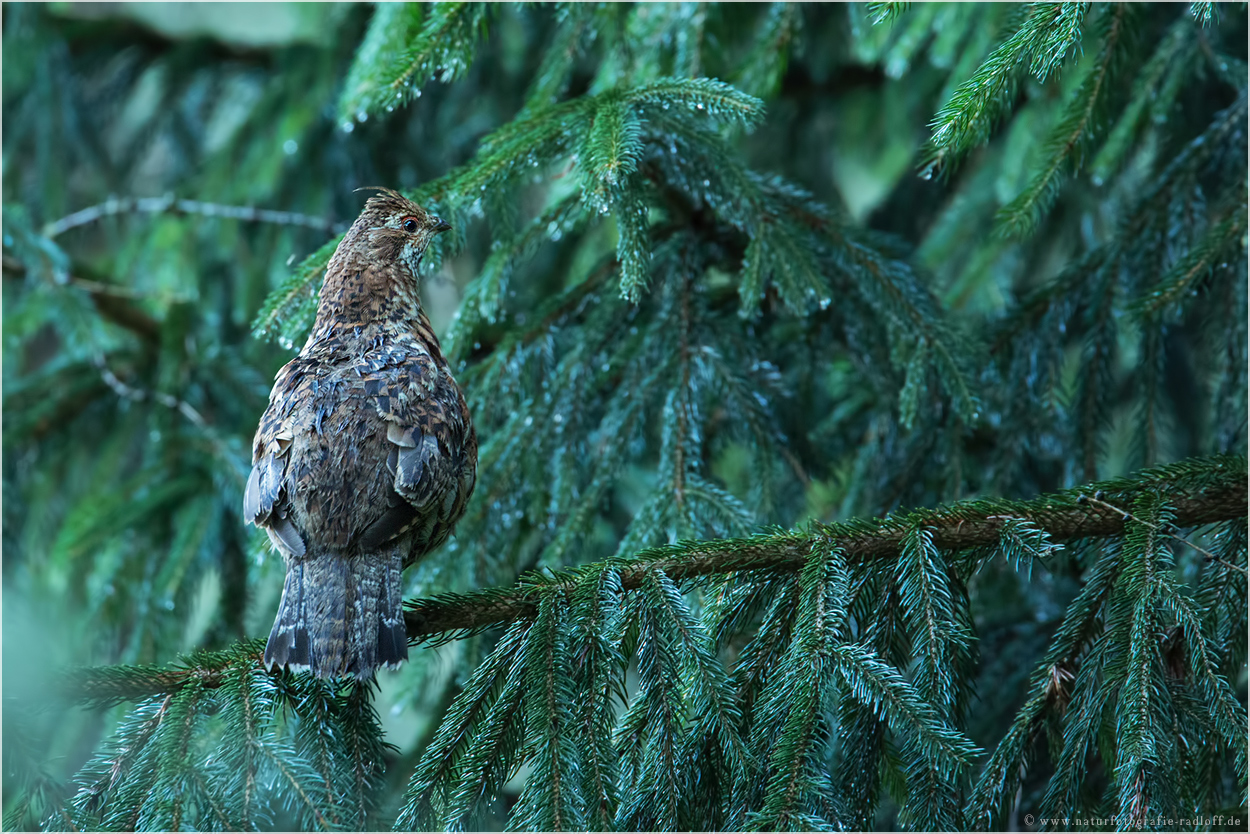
[401,216,419,233]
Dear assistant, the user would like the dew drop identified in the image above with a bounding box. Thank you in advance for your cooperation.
[341,121,355,133]
[283,139,298,155]
[356,109,369,123]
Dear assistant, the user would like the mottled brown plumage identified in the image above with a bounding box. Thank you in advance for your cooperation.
[245,188,477,679]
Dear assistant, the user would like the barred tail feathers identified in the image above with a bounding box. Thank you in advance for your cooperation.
[350,546,409,677]
[264,548,408,679]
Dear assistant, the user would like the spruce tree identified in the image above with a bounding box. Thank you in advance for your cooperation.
[3,3,1246,831]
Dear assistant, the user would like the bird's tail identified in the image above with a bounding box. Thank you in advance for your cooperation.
[264,547,409,679]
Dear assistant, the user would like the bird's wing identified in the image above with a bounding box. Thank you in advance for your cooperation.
[244,360,307,558]
[353,340,477,553]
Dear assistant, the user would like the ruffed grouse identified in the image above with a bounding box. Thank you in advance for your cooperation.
[245,188,477,679]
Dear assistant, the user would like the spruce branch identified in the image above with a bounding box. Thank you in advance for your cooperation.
[1133,198,1249,317]
[56,456,1243,710]
[926,2,1089,172]
[381,2,489,110]
[995,3,1129,237]
[734,3,799,100]
[1090,17,1195,183]
[1190,2,1216,27]
[338,2,425,122]
[866,2,910,27]
[404,454,1246,638]
[2,253,163,344]
[520,3,607,113]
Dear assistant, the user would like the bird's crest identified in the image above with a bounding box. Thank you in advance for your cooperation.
[354,186,424,218]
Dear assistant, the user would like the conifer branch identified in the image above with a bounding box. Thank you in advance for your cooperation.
[927,2,1089,171]
[91,353,246,481]
[2,253,163,343]
[995,3,1128,237]
[1134,198,1249,316]
[866,2,910,27]
[58,456,1244,710]
[404,455,1246,638]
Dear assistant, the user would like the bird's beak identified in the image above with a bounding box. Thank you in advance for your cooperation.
[432,218,452,234]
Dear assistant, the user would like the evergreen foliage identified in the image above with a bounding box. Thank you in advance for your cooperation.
[3,3,1246,831]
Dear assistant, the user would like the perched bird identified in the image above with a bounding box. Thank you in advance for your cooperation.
[245,188,477,679]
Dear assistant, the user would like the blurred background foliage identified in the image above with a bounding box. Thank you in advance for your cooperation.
[2,2,1246,831]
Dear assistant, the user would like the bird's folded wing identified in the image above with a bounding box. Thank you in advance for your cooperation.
[245,366,306,558]
[354,346,475,552]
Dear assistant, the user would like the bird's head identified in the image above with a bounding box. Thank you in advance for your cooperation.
[350,187,452,279]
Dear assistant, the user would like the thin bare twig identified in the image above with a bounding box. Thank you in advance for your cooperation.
[42,195,348,239]
[93,354,247,482]
[1080,494,1248,575]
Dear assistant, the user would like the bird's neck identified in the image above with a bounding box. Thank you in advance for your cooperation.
[308,247,426,342]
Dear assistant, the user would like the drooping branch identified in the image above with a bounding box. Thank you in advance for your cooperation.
[54,454,1246,705]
